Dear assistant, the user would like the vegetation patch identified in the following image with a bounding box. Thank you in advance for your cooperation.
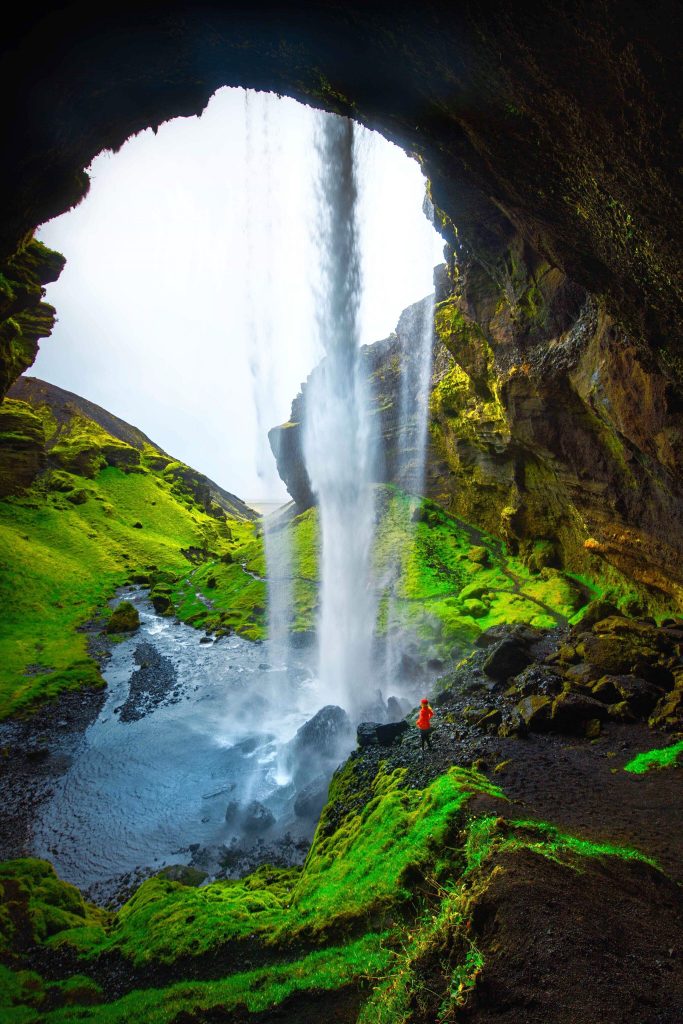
[623,739,683,774]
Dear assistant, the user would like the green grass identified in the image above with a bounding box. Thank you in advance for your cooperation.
[0,933,391,1024]
[0,426,260,717]
[623,740,683,774]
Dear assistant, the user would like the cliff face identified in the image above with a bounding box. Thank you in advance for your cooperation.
[0,4,680,607]
[273,251,683,614]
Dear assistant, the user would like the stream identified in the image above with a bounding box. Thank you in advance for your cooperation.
[30,587,341,900]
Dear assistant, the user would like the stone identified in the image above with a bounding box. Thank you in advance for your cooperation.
[157,864,207,886]
[241,801,275,834]
[356,722,383,747]
[106,601,140,634]
[484,637,534,682]
[291,705,353,756]
[564,663,599,688]
[375,720,409,746]
[576,600,622,628]
[599,674,662,715]
[585,718,602,739]
[551,690,608,734]
[463,598,488,617]
[516,695,553,732]
[648,675,683,731]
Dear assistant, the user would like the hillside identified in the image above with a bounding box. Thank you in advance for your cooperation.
[0,376,262,718]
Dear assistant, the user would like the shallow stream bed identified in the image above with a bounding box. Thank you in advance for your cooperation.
[27,588,336,901]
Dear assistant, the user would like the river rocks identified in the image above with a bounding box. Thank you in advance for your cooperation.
[225,800,276,834]
[242,801,276,835]
[117,642,179,722]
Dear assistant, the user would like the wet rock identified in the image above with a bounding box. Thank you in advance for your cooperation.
[576,599,622,628]
[357,722,383,747]
[157,864,207,886]
[649,672,683,730]
[290,705,353,757]
[484,636,534,682]
[551,690,608,733]
[585,718,602,739]
[241,801,275,834]
[599,675,663,715]
[608,701,638,723]
[516,695,553,732]
[507,665,564,699]
[375,721,409,746]
[564,663,599,688]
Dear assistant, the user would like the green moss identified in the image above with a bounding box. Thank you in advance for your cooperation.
[463,816,658,874]
[9,934,390,1024]
[0,455,256,717]
[0,859,108,956]
[623,740,683,774]
[106,601,139,634]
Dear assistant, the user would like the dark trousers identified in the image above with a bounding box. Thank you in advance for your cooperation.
[420,729,432,750]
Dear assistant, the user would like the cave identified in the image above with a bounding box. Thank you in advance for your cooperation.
[3,0,682,604]
[1,4,682,1022]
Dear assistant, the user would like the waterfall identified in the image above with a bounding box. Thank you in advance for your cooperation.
[243,91,293,669]
[303,114,378,718]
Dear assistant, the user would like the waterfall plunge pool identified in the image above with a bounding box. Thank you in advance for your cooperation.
[29,587,347,903]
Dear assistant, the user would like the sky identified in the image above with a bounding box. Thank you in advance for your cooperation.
[32,87,445,501]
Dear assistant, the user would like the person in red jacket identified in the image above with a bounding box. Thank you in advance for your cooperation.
[416,698,434,751]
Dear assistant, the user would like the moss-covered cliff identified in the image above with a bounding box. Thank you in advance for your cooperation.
[273,251,683,618]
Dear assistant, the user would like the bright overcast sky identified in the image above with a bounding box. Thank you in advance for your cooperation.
[32,88,444,501]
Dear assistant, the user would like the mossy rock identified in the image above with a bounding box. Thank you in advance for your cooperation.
[66,488,89,505]
[106,601,140,634]
[467,545,490,565]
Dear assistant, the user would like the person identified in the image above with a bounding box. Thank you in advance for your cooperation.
[416,698,434,751]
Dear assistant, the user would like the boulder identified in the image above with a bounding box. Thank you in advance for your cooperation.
[484,636,534,682]
[241,801,275,834]
[551,690,608,733]
[290,705,353,757]
[516,695,553,732]
[356,722,383,747]
[598,674,663,716]
[106,601,140,634]
[575,599,622,628]
[375,721,409,746]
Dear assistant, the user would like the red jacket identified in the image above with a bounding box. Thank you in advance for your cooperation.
[416,704,433,730]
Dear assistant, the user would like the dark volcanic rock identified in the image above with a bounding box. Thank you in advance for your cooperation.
[483,636,534,683]
[356,722,382,748]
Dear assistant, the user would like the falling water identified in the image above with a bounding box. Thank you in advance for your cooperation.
[303,115,378,718]
[381,199,437,692]
[243,91,294,669]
